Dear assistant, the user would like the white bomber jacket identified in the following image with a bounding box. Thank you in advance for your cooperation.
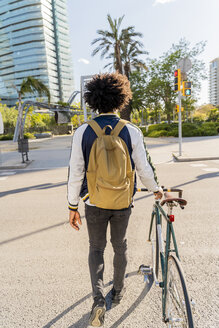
[67,113,160,211]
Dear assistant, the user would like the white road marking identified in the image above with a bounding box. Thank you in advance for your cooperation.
[20,167,68,171]
[190,164,207,167]
[0,177,7,181]
[0,171,16,176]
[202,168,219,172]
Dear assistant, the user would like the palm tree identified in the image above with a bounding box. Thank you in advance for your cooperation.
[121,39,148,79]
[91,14,124,73]
[119,37,148,120]
[91,15,147,120]
[14,76,50,138]
[103,39,147,76]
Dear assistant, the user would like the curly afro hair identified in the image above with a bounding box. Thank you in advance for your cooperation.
[83,72,132,113]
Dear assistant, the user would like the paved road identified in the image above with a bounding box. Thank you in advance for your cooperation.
[0,136,219,327]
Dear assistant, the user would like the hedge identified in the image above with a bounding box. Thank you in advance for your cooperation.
[0,132,35,140]
[140,122,219,138]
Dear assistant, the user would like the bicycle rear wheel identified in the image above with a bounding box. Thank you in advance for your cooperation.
[165,255,194,328]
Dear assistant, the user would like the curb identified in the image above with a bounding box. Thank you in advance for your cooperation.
[172,153,219,162]
[0,160,34,170]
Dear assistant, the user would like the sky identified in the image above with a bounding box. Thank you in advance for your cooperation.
[66,0,219,105]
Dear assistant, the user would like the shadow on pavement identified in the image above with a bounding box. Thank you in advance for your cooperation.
[108,274,153,328]
[43,271,153,328]
[0,220,68,246]
[134,172,219,203]
[0,181,67,198]
[2,173,218,245]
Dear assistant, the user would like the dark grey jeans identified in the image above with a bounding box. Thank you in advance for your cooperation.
[85,204,131,300]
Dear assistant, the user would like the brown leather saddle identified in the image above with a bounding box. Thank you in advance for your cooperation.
[160,192,187,207]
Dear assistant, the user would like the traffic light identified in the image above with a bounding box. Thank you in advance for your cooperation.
[174,69,181,92]
[175,105,184,112]
[182,81,192,96]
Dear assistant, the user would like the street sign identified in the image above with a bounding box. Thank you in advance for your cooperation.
[81,75,95,121]
[0,112,4,134]
[55,110,72,124]
[177,57,192,73]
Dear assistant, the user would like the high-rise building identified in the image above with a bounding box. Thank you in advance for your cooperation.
[209,57,219,106]
[0,0,74,106]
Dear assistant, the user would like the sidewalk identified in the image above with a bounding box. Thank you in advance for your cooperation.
[146,135,219,163]
[1,135,219,170]
[0,135,71,170]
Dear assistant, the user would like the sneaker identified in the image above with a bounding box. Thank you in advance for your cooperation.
[89,297,106,327]
[111,287,126,307]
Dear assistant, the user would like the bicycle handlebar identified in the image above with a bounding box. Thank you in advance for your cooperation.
[137,187,183,198]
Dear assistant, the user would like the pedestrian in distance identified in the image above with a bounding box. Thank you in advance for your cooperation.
[68,72,163,327]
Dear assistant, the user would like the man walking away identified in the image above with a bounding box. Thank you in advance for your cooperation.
[68,72,162,327]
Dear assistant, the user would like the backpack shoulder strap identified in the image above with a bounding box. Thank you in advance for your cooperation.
[112,119,128,137]
[87,120,103,137]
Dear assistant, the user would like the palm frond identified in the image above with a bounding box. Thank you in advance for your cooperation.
[107,14,116,35]
[91,47,102,57]
[105,52,114,59]
[117,15,125,30]
[20,76,50,103]
[100,45,110,59]
[96,30,114,39]
[104,62,114,70]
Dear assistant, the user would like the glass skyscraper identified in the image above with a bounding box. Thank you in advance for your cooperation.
[0,0,74,106]
[209,58,219,106]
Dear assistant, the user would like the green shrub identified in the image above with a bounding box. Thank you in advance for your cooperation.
[139,126,147,136]
[200,127,218,136]
[167,129,178,137]
[201,122,217,129]
[207,108,219,122]
[0,134,13,140]
[147,123,178,133]
[23,132,35,139]
[182,123,198,130]
[0,105,18,134]
[142,121,219,138]
[147,130,169,137]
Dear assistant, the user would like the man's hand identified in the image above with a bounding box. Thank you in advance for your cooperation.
[154,191,163,200]
[69,210,82,231]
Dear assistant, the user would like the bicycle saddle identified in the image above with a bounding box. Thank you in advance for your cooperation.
[160,192,187,207]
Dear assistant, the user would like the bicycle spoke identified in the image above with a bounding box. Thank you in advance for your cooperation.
[165,256,193,327]
[170,272,187,316]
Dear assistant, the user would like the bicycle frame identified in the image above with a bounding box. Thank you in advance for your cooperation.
[148,200,180,321]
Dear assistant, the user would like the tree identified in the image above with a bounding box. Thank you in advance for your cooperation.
[13,76,50,139]
[121,32,148,79]
[91,14,124,74]
[119,36,148,121]
[130,70,148,111]
[91,15,147,121]
[131,39,207,123]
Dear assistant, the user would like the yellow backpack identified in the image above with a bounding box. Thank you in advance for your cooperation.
[86,119,135,210]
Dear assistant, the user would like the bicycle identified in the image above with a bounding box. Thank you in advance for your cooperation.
[137,187,195,327]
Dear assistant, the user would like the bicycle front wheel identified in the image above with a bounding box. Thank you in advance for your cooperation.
[165,255,194,328]
[150,211,159,279]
